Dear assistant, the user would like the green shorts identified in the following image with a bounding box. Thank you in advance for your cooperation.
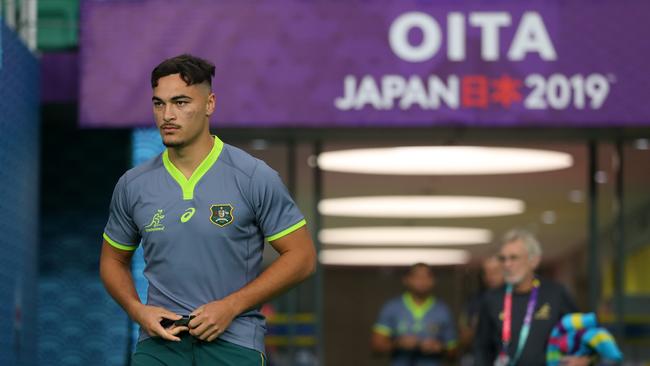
[131,334,267,366]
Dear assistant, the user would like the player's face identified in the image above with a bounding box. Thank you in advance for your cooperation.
[499,240,538,285]
[152,74,215,148]
[404,266,435,297]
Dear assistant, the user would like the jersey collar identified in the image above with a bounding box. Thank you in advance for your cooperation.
[402,292,436,321]
[162,135,224,200]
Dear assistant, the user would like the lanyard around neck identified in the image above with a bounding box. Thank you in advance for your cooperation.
[501,278,540,365]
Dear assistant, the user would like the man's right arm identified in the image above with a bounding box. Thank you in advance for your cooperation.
[99,240,185,341]
[371,310,419,355]
[371,331,394,354]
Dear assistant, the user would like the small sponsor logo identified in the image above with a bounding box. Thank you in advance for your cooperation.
[181,208,196,223]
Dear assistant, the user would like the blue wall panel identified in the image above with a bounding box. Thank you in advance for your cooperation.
[0,23,40,366]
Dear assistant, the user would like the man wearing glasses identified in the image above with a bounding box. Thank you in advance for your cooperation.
[473,229,590,366]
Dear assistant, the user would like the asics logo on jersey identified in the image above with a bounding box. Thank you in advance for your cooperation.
[144,209,166,232]
[181,208,196,223]
[210,204,234,227]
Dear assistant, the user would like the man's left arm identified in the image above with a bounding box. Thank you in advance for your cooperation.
[421,305,458,356]
[188,227,316,341]
[441,305,459,354]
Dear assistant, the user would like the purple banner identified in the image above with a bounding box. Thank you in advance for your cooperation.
[79,0,650,128]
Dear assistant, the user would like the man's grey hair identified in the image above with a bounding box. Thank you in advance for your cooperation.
[501,228,542,259]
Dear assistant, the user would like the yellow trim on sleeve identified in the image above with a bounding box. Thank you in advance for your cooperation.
[373,324,392,337]
[103,232,138,251]
[266,219,307,242]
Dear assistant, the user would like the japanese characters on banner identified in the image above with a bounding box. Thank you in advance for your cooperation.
[79,0,650,128]
[335,11,609,113]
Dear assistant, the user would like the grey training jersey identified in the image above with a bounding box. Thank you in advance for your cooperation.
[103,136,306,353]
[374,293,458,366]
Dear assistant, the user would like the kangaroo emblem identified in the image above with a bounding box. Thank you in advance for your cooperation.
[144,209,166,232]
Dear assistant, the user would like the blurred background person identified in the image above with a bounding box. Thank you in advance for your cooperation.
[458,256,504,365]
[473,229,590,366]
[371,263,458,366]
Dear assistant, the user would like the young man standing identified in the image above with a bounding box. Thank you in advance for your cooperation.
[372,263,458,366]
[99,54,316,365]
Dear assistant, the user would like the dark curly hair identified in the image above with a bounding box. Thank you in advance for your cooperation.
[151,54,215,88]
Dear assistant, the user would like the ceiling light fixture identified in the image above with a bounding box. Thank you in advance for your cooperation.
[319,227,492,246]
[318,196,525,218]
[634,139,649,150]
[318,146,573,175]
[319,248,470,266]
[541,210,557,225]
[568,190,584,203]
